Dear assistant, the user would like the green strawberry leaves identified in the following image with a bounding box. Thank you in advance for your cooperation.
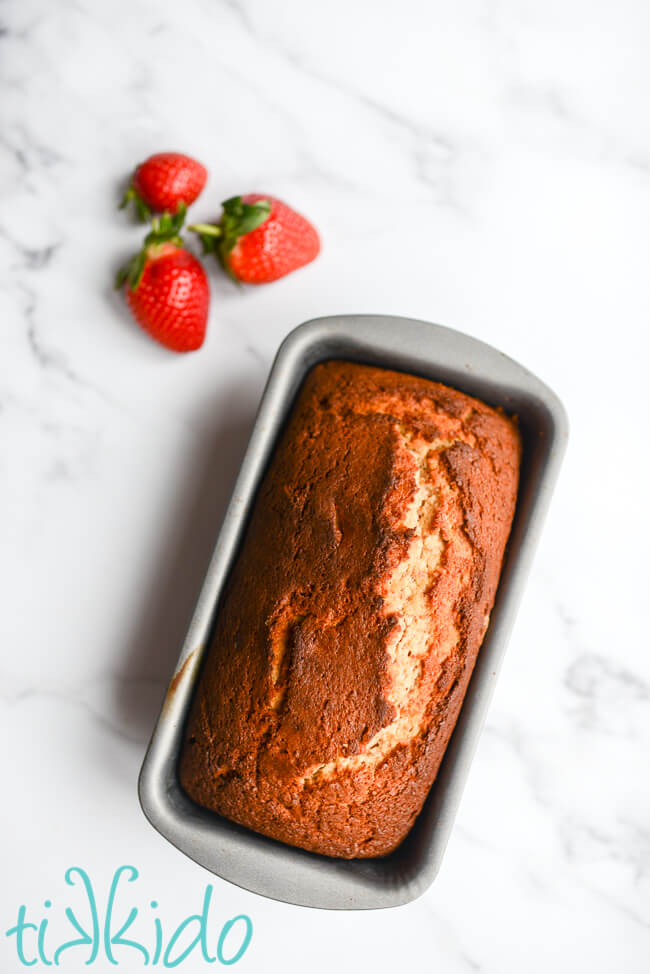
[221,196,271,249]
[117,193,273,292]
[188,196,271,280]
[147,203,187,243]
[115,203,188,291]
[115,249,147,291]
[119,185,153,223]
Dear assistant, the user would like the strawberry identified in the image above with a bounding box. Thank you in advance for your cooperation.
[121,152,207,220]
[190,195,320,284]
[116,208,209,352]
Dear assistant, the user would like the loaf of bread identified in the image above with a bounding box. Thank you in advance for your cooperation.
[180,361,521,858]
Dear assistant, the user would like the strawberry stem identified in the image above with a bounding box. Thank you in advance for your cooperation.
[188,224,222,236]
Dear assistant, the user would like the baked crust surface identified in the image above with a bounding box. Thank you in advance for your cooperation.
[179,361,521,858]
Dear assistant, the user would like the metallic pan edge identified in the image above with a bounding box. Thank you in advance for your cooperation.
[138,315,568,910]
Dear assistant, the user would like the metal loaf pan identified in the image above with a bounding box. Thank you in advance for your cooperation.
[138,315,568,910]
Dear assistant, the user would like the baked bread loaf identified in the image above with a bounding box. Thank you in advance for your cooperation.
[180,361,521,858]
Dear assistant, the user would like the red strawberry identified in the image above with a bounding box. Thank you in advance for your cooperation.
[190,195,320,284]
[116,211,209,352]
[121,152,207,220]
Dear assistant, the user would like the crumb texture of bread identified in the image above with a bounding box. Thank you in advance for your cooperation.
[179,361,521,858]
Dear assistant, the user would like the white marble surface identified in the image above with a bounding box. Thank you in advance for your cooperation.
[2,0,650,970]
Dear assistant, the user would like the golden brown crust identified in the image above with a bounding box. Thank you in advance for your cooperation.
[179,361,521,858]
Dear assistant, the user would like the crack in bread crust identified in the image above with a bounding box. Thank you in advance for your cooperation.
[298,423,466,785]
